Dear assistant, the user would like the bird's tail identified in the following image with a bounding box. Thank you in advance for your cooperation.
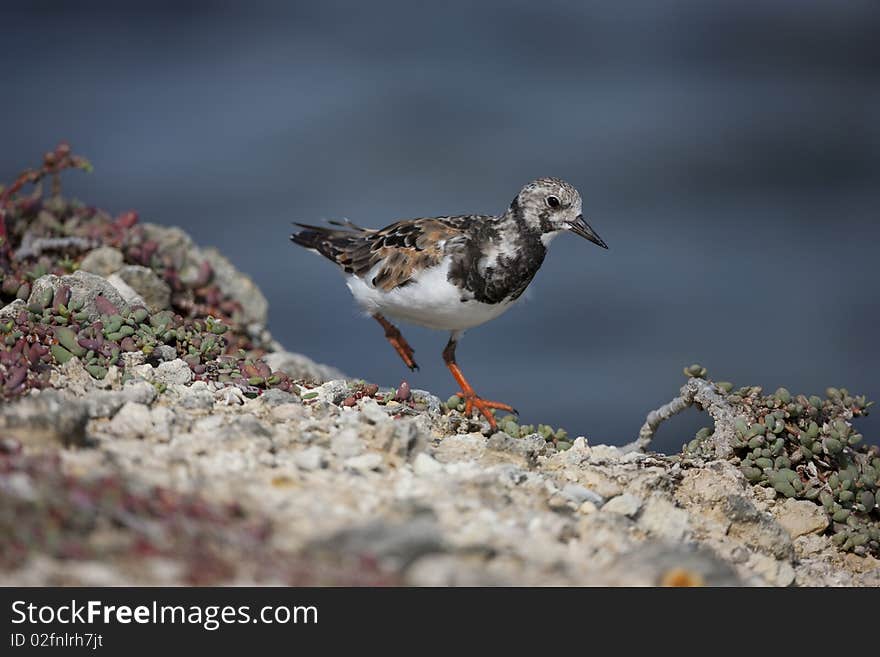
[290,222,371,267]
[289,223,331,253]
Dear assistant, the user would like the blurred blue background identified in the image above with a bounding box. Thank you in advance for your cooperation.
[2,1,878,452]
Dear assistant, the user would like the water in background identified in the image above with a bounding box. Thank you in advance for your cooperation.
[2,1,878,452]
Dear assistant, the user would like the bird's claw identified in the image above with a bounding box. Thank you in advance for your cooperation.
[454,391,516,430]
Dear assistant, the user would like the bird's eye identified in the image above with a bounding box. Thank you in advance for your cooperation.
[546,195,560,208]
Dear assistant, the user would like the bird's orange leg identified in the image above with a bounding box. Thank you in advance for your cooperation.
[442,335,516,431]
[373,314,418,371]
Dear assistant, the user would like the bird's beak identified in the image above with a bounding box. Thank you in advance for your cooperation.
[567,215,608,249]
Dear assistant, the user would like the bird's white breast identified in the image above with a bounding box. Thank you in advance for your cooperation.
[345,257,516,331]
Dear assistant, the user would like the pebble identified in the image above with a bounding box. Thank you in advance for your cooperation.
[602,493,643,518]
[560,483,605,507]
[773,498,830,538]
[344,453,383,472]
[169,382,214,410]
[113,265,171,312]
[78,246,124,277]
[359,399,391,424]
[215,386,245,406]
[293,446,328,471]
[331,428,364,458]
[107,402,153,438]
[412,453,444,476]
[154,359,192,385]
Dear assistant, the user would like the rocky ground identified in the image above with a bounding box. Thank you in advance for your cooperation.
[1,147,877,586]
[3,363,879,586]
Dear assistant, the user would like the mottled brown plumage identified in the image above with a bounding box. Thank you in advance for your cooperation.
[292,216,480,292]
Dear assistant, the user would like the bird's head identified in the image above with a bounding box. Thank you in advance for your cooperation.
[510,177,607,249]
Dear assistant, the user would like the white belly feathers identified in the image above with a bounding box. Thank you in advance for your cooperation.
[345,257,515,331]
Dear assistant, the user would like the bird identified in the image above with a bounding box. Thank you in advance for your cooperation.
[290,177,608,430]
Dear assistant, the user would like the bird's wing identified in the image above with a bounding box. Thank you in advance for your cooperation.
[291,216,477,291]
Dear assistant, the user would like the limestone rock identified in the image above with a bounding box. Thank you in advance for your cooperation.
[773,498,830,539]
[112,265,171,312]
[78,246,124,277]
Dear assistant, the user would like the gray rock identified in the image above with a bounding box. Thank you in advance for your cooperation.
[253,388,300,406]
[723,494,794,560]
[84,381,158,418]
[313,379,351,405]
[106,402,153,438]
[78,246,124,277]
[28,271,130,322]
[215,386,246,406]
[486,432,547,459]
[410,389,443,415]
[639,496,691,542]
[120,351,147,369]
[152,345,178,363]
[142,224,195,254]
[0,391,89,447]
[113,265,171,312]
[609,543,742,586]
[149,406,175,441]
[589,444,623,462]
[344,453,383,472]
[293,446,328,471]
[308,513,444,569]
[373,417,427,459]
[105,274,145,308]
[331,428,364,458]
[561,483,605,507]
[773,498,830,539]
[359,399,392,424]
[0,299,26,323]
[167,382,214,410]
[208,414,273,442]
[603,493,643,518]
[154,359,193,386]
[412,453,444,476]
[263,350,345,383]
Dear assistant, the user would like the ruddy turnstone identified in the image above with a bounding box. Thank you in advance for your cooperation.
[291,177,607,430]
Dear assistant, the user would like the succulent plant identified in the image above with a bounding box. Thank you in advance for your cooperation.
[0,145,297,400]
[681,369,878,557]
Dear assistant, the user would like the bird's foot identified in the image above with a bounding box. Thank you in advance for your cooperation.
[455,391,517,431]
[374,314,419,371]
[390,335,418,371]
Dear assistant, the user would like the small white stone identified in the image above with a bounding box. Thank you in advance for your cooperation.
[561,483,604,506]
[330,428,364,458]
[773,498,830,538]
[131,364,155,381]
[571,437,590,452]
[589,444,622,462]
[271,403,305,422]
[578,501,598,515]
[215,386,245,406]
[150,406,175,442]
[107,402,153,438]
[360,399,391,424]
[413,452,444,476]
[154,359,192,385]
[106,273,146,308]
[602,493,643,518]
[344,453,383,472]
[293,446,327,471]
[120,351,147,369]
[639,496,690,541]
